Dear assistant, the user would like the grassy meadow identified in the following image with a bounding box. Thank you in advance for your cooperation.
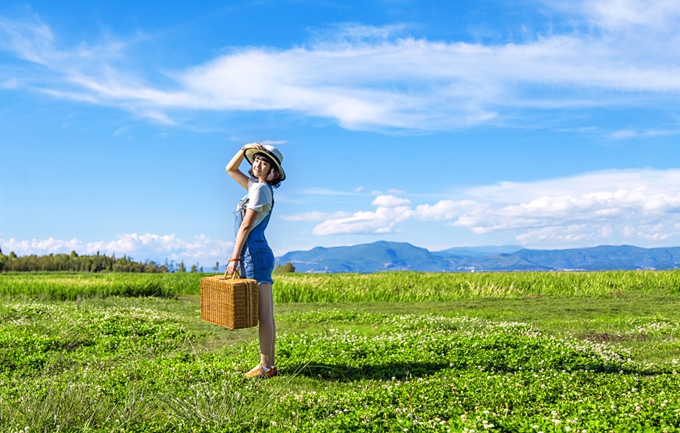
[1,271,680,432]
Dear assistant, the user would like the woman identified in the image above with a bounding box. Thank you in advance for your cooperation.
[226,142,285,379]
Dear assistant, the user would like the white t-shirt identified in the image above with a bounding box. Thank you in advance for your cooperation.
[237,178,273,229]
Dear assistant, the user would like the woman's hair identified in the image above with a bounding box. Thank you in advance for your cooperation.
[248,153,284,188]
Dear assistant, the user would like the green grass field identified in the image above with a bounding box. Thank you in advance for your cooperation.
[1,271,679,432]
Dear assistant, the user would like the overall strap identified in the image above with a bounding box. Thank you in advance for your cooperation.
[266,183,274,208]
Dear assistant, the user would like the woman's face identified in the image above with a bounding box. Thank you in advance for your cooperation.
[252,155,272,179]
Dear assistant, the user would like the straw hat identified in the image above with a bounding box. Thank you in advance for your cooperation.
[244,144,286,181]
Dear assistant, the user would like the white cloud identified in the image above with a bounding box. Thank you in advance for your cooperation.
[371,195,411,207]
[310,169,680,246]
[2,1,680,130]
[0,233,234,265]
[445,171,680,239]
[309,194,413,235]
[414,200,489,221]
[312,206,412,235]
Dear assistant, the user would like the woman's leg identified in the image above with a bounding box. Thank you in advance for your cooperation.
[258,282,276,367]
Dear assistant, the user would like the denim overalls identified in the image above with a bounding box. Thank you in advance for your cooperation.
[234,184,276,284]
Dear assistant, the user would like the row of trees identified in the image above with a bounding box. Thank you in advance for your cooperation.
[0,247,297,274]
[0,249,204,274]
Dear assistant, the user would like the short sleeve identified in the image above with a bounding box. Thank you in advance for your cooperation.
[246,181,272,214]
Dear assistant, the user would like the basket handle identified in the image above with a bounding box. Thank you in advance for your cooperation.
[221,269,240,280]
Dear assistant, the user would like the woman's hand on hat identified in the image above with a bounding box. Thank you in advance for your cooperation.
[242,142,264,151]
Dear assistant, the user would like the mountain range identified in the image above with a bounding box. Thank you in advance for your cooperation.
[277,241,680,273]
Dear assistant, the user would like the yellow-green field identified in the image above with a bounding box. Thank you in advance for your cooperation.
[2,270,679,301]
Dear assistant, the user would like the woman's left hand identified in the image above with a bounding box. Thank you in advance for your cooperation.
[227,260,239,275]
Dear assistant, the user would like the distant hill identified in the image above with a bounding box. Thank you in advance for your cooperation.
[508,245,680,271]
[435,245,522,258]
[277,241,452,273]
[277,241,680,273]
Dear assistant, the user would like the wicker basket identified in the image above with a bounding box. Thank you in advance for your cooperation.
[200,273,259,329]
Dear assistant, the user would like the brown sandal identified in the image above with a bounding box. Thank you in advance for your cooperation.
[245,365,278,378]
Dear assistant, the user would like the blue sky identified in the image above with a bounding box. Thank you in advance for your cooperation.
[2,0,680,266]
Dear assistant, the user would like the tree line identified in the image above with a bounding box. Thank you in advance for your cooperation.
[0,248,202,273]
[0,246,298,274]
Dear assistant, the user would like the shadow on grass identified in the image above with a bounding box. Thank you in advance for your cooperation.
[284,361,451,381]
[283,361,667,382]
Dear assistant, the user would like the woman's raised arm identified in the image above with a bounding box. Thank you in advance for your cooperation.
[226,142,265,190]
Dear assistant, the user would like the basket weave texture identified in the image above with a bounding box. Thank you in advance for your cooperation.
[200,275,259,329]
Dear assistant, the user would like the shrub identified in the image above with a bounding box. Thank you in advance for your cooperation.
[274,262,296,273]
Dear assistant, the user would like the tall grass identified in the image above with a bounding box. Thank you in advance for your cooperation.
[0,273,203,300]
[2,270,679,301]
[272,270,680,302]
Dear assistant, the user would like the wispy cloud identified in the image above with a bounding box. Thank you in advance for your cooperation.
[609,128,680,139]
[580,0,680,29]
[1,0,680,130]
[1,78,18,88]
[299,187,363,196]
[311,169,680,246]
[0,233,234,265]
[279,211,351,222]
